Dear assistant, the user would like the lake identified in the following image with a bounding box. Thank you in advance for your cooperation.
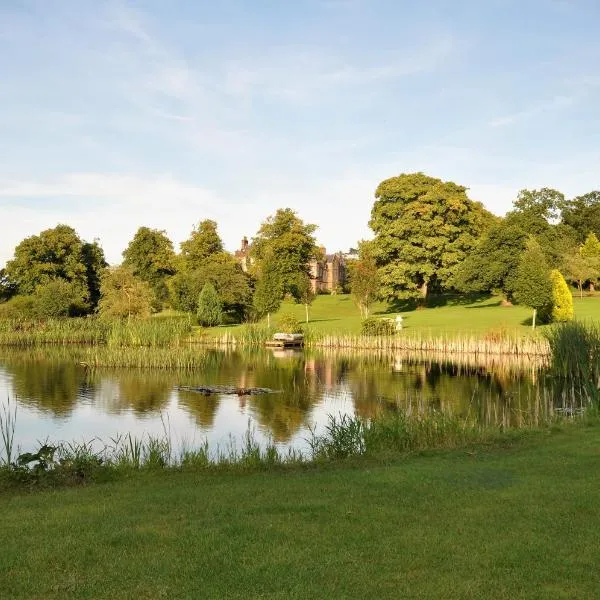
[0,346,569,456]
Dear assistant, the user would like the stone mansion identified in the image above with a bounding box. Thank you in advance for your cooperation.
[234,237,349,294]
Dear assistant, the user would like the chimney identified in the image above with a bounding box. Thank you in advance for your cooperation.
[241,237,249,252]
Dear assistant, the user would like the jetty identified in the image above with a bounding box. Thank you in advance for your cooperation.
[265,333,304,348]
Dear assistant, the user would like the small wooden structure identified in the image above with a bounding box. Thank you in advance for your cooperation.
[265,333,304,348]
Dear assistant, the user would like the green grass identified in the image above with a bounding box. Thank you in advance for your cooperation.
[200,293,600,339]
[1,423,600,599]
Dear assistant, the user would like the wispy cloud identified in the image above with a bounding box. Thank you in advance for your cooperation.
[488,94,576,128]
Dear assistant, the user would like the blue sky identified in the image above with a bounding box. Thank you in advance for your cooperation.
[1,0,599,265]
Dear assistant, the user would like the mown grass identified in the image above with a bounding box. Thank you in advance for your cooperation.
[1,421,599,599]
[199,293,600,340]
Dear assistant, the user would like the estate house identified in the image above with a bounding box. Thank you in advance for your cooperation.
[233,238,347,294]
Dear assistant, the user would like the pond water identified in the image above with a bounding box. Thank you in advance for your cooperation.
[0,346,569,456]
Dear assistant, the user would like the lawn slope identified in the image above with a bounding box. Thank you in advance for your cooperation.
[1,425,600,599]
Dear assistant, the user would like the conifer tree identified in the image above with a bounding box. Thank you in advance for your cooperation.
[513,239,552,329]
[196,282,222,327]
[549,269,574,322]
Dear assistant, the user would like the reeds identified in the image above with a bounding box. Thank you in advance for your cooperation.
[546,322,600,403]
[311,331,550,356]
[0,317,192,348]
[0,397,16,466]
[1,402,591,489]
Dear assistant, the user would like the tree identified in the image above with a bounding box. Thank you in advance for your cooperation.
[122,227,176,311]
[253,259,283,327]
[0,269,17,303]
[513,239,552,329]
[81,240,107,310]
[561,191,600,243]
[454,221,528,300]
[369,172,492,302]
[33,279,88,318]
[180,220,224,269]
[251,208,317,300]
[563,248,599,298]
[580,233,600,292]
[290,272,315,323]
[549,270,573,322]
[196,282,223,327]
[170,252,252,321]
[97,266,153,320]
[6,224,87,293]
[349,241,379,317]
[510,188,564,230]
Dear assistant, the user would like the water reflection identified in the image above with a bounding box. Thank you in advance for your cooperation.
[0,346,577,451]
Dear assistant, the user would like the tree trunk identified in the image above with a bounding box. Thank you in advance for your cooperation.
[590,282,596,293]
[305,303,309,323]
[267,312,271,328]
[532,308,537,330]
[579,281,583,299]
[419,280,428,300]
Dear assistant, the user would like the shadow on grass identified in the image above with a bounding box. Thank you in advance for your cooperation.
[381,293,493,314]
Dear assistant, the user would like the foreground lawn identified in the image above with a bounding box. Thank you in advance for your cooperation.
[1,425,600,599]
[206,293,600,337]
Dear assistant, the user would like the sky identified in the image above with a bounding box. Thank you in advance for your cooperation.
[1,0,599,266]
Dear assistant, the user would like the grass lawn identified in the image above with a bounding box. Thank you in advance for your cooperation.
[205,293,600,338]
[1,424,600,599]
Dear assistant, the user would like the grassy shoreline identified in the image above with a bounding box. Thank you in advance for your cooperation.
[1,419,599,599]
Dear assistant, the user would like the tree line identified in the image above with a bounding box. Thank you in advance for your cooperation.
[1,172,599,327]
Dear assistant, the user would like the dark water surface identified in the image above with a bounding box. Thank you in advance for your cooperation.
[0,347,559,455]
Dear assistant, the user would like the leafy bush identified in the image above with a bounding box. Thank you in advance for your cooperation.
[0,296,36,320]
[361,317,396,336]
[197,282,222,327]
[276,313,303,334]
[33,280,88,317]
[549,269,574,322]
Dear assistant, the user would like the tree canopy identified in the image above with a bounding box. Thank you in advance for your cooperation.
[251,208,317,300]
[561,191,600,243]
[122,227,176,310]
[180,220,224,269]
[4,224,106,311]
[369,172,492,301]
[97,266,153,320]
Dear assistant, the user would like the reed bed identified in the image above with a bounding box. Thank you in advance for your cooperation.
[0,316,192,348]
[76,346,211,370]
[546,322,600,403]
[0,318,108,346]
[311,332,550,356]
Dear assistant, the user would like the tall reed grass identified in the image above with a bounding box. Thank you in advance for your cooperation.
[546,322,600,403]
[0,316,192,348]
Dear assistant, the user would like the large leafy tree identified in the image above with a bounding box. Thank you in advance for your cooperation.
[180,220,224,270]
[369,172,491,302]
[454,221,528,300]
[251,208,317,299]
[97,266,153,320]
[507,188,564,234]
[122,227,176,310]
[5,224,106,311]
[561,191,600,243]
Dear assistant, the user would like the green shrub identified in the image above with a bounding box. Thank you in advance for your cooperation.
[361,317,396,336]
[197,283,222,327]
[276,313,303,334]
[33,280,88,317]
[549,269,574,322]
[0,296,36,320]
